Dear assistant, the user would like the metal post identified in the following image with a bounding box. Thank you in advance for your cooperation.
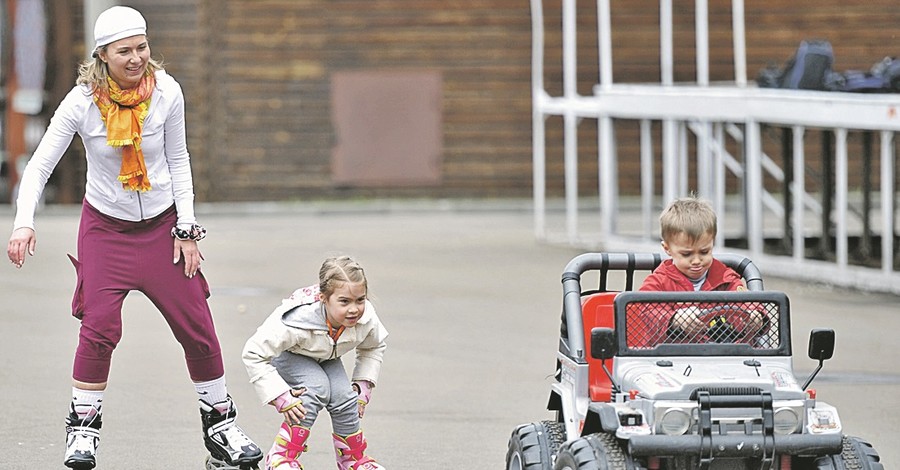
[819,131,833,257]
[597,0,612,91]
[793,126,806,263]
[695,0,709,86]
[663,120,678,204]
[731,0,747,86]
[745,120,763,255]
[564,110,579,243]
[641,119,654,238]
[660,0,673,86]
[562,0,578,242]
[530,0,546,239]
[835,128,848,268]
[881,130,896,273]
[697,122,713,198]
[598,0,615,239]
[860,131,873,260]
[782,128,793,254]
[660,0,675,205]
[600,116,616,238]
[714,123,726,248]
[563,0,577,99]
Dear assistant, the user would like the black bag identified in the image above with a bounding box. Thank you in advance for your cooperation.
[825,56,900,93]
[757,40,834,90]
[759,40,900,94]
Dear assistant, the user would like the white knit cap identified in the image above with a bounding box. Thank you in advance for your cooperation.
[93,6,147,55]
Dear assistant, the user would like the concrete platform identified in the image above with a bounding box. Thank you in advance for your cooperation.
[1,200,897,469]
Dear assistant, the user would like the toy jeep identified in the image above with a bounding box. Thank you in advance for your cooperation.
[506,252,883,470]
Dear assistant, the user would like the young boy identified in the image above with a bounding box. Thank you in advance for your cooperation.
[639,196,764,341]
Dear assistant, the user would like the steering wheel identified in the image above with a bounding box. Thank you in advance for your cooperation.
[697,305,757,343]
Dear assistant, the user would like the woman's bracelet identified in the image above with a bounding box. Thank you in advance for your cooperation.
[171,224,207,241]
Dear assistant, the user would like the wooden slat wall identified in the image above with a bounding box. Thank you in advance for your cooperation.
[191,0,533,201]
[45,1,900,202]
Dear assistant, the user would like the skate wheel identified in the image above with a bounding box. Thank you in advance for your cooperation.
[205,454,238,470]
[204,454,219,470]
[204,453,262,470]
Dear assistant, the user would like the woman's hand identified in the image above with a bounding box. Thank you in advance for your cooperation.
[7,227,36,268]
[173,238,203,278]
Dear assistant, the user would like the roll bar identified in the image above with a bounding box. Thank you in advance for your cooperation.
[560,252,763,360]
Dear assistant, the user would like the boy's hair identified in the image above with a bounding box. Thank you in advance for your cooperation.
[319,255,367,298]
[659,196,717,243]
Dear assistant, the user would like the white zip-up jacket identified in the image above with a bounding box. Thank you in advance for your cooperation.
[13,70,197,230]
[242,286,389,406]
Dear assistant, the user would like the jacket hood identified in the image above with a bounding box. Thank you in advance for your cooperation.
[277,284,327,330]
[281,302,328,331]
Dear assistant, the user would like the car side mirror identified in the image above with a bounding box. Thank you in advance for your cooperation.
[802,328,835,390]
[808,328,835,361]
[590,327,618,360]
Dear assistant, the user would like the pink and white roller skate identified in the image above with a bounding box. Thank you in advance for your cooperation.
[332,430,385,470]
[264,422,310,470]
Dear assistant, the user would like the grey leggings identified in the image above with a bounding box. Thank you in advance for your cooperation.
[272,351,360,435]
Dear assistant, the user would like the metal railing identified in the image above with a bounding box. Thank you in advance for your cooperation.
[531,0,900,294]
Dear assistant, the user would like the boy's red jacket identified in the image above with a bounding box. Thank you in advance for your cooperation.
[629,259,749,347]
[639,258,744,292]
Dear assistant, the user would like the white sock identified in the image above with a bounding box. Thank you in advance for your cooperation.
[71,387,104,419]
[194,376,228,405]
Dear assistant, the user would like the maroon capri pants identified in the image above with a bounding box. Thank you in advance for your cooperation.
[70,200,224,384]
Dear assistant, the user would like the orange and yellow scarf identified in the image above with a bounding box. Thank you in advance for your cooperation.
[93,73,156,192]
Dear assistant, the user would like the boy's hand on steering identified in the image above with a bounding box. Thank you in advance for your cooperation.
[744,310,766,335]
[672,307,707,337]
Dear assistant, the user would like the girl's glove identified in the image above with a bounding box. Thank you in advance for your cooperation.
[352,380,374,418]
[271,388,306,424]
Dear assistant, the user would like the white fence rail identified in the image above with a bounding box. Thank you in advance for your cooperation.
[531,0,900,294]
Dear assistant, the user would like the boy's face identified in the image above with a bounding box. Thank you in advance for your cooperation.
[662,232,715,280]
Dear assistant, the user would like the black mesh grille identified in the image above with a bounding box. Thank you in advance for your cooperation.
[624,300,780,349]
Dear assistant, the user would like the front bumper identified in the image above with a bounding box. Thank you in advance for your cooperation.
[627,432,843,457]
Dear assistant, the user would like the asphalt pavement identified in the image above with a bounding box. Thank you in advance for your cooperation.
[1,200,897,469]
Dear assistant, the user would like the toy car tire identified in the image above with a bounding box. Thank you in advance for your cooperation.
[552,433,636,470]
[506,420,566,470]
[811,435,884,470]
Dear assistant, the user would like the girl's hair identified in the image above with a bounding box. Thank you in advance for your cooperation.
[319,256,367,298]
[76,44,164,93]
[659,196,717,243]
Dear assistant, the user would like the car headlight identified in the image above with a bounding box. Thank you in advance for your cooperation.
[659,408,692,435]
[773,407,800,435]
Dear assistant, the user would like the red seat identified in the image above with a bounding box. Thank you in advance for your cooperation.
[582,291,618,402]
